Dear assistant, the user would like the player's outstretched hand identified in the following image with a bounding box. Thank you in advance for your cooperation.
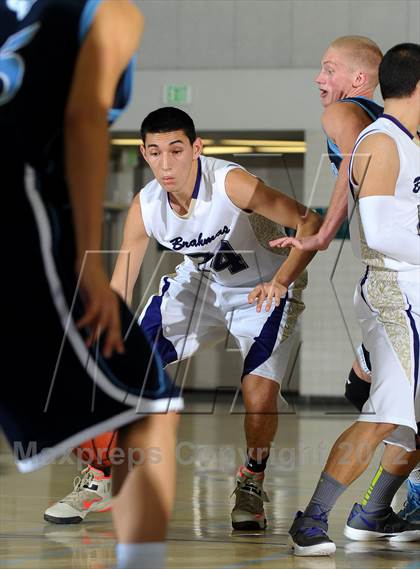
[248,280,288,313]
[269,233,328,251]
[76,256,125,358]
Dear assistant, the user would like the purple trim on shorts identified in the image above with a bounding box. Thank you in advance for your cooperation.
[241,292,288,379]
[406,300,419,397]
[360,266,370,307]
[140,277,178,366]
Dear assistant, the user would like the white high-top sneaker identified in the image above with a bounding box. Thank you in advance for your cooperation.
[44,465,112,524]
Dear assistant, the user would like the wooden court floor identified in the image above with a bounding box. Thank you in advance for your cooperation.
[1,403,420,568]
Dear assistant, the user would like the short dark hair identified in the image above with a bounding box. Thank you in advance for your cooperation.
[379,43,420,99]
[140,107,197,145]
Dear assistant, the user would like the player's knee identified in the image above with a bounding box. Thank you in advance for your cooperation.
[245,396,278,415]
[345,368,371,411]
[149,411,180,432]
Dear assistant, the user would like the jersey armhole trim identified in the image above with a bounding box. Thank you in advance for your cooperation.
[78,0,102,43]
[139,190,152,237]
[108,56,136,124]
[339,97,380,122]
[220,165,253,216]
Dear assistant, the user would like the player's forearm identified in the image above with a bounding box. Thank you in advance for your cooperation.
[65,110,109,271]
[317,159,351,247]
[274,210,321,286]
[111,256,139,307]
[111,239,148,307]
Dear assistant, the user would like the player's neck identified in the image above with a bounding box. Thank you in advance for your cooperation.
[343,86,374,100]
[384,100,420,140]
[168,160,198,215]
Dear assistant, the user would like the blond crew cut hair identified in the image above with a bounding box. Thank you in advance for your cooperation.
[331,35,383,88]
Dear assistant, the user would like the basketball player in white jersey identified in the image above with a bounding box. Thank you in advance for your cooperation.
[288,42,420,556]
[122,107,323,531]
[271,36,420,523]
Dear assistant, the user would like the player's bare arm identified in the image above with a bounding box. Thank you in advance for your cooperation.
[65,1,143,356]
[225,168,322,311]
[353,133,399,196]
[111,196,150,307]
[271,103,373,252]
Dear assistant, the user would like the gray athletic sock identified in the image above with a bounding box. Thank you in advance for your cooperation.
[303,471,347,518]
[408,467,420,485]
[361,464,407,513]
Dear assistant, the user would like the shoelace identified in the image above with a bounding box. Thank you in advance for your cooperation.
[232,476,269,502]
[60,469,95,507]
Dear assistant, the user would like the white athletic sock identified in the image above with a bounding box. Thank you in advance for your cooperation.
[409,467,420,485]
[116,542,166,569]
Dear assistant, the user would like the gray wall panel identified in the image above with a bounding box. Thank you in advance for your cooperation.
[407,0,420,42]
[138,1,179,69]
[112,69,326,132]
[178,1,235,68]
[349,1,408,50]
[234,1,293,68]
[135,0,411,70]
[291,1,349,67]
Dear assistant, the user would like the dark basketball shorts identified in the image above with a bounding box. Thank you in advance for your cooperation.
[1,185,182,473]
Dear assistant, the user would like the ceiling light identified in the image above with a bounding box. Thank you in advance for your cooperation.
[111,138,215,146]
[202,146,254,155]
[255,146,306,153]
[221,139,306,147]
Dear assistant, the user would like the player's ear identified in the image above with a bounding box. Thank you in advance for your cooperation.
[192,137,203,159]
[139,142,147,162]
[353,70,367,88]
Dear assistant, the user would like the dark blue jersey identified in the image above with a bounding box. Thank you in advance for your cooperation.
[0,0,134,206]
[326,97,383,176]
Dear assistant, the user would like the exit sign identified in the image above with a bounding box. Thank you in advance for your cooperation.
[163,84,192,105]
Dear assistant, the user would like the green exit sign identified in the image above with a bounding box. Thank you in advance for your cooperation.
[163,84,192,105]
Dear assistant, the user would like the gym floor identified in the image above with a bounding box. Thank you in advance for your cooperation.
[1,398,419,568]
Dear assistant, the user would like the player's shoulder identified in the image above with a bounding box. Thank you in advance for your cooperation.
[201,155,244,187]
[201,155,241,174]
[356,129,397,154]
[322,100,366,126]
[93,0,143,25]
[85,0,143,49]
[322,101,375,142]
[354,123,399,170]
[139,176,164,203]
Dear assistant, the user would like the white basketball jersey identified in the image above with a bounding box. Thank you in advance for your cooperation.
[139,156,290,286]
[349,115,420,273]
